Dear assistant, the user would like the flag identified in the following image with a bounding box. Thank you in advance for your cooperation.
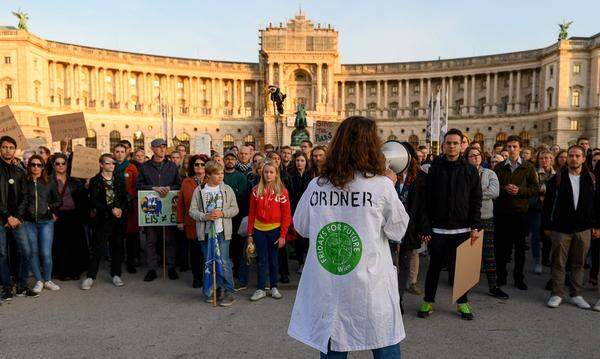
[203,221,223,299]
[159,92,168,143]
[425,96,433,145]
[431,90,441,144]
[170,105,174,144]
[440,87,449,141]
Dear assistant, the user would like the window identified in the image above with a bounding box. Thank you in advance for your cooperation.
[549,66,554,78]
[133,131,144,150]
[244,134,255,147]
[474,133,484,148]
[387,134,398,141]
[519,131,531,147]
[496,132,507,143]
[4,56,10,64]
[85,129,97,148]
[573,64,581,74]
[547,88,554,108]
[177,82,183,89]
[481,80,487,90]
[223,134,235,150]
[109,130,121,150]
[572,90,581,108]
[392,86,398,94]
[348,86,355,95]
[408,135,419,148]
[5,84,12,99]
[369,86,376,95]
[413,84,420,95]
[570,119,578,131]
[245,85,252,93]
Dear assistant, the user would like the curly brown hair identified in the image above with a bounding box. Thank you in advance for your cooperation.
[319,116,385,189]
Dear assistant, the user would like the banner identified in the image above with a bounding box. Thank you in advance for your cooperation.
[70,145,102,179]
[195,134,212,155]
[47,112,87,142]
[0,105,28,149]
[138,190,179,227]
[314,121,339,146]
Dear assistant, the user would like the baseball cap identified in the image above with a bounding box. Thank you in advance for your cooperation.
[151,138,167,148]
[223,150,238,159]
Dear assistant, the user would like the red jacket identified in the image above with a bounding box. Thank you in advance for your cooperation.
[247,186,292,238]
[176,177,200,240]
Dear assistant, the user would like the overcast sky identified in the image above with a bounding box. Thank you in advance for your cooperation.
[2,0,599,63]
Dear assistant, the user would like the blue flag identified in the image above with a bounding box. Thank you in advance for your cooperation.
[203,221,223,298]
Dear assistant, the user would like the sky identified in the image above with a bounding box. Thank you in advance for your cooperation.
[2,1,599,64]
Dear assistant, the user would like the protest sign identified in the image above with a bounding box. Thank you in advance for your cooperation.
[195,134,211,155]
[47,112,87,142]
[70,146,101,179]
[138,190,179,227]
[314,121,339,146]
[0,106,28,149]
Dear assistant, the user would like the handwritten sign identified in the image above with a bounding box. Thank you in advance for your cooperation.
[138,190,179,226]
[195,134,211,155]
[314,121,339,146]
[0,106,28,149]
[47,112,87,142]
[70,146,102,179]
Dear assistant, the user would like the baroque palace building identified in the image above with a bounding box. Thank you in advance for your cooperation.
[1,11,599,152]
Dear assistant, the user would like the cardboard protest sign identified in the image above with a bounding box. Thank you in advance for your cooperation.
[452,230,484,303]
[195,134,211,155]
[138,190,179,226]
[0,106,28,149]
[70,146,102,179]
[47,112,87,142]
[315,121,339,146]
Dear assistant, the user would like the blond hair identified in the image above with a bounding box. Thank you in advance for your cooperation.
[204,160,224,175]
[256,161,284,196]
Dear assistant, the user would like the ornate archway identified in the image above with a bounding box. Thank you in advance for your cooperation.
[288,68,314,111]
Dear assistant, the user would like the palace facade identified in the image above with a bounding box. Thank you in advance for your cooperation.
[1,12,599,152]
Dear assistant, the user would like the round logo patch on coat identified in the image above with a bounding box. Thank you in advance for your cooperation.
[8,178,15,184]
[316,221,362,275]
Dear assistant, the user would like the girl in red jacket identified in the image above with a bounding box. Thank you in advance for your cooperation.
[247,160,291,302]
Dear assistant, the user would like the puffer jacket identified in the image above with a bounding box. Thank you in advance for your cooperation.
[17,179,62,222]
[479,167,499,220]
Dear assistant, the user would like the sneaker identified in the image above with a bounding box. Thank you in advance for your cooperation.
[219,293,236,307]
[112,276,124,287]
[1,289,13,302]
[547,295,562,308]
[488,287,509,300]
[417,302,433,318]
[81,278,94,290]
[515,281,528,290]
[44,281,60,291]
[457,303,474,320]
[570,296,591,309]
[407,283,423,295]
[270,287,282,299]
[144,270,157,282]
[234,283,247,292]
[15,287,39,298]
[594,299,600,312]
[250,289,267,302]
[533,264,543,275]
[32,281,43,293]
[168,268,179,280]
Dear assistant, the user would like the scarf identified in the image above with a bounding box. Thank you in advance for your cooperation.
[115,160,130,178]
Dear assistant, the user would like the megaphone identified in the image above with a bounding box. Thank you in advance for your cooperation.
[381,140,414,174]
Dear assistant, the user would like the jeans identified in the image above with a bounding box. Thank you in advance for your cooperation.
[254,228,280,290]
[24,221,55,282]
[320,343,401,359]
[200,232,235,295]
[424,232,470,304]
[0,224,31,289]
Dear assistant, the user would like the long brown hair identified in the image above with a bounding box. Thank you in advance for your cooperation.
[256,161,284,196]
[319,116,385,189]
[27,154,48,184]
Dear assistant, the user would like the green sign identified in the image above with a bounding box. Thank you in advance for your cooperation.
[316,221,362,275]
[137,190,179,227]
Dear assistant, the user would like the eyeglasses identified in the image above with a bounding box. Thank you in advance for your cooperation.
[467,154,480,158]
[30,163,43,168]
[54,161,66,166]
[194,162,205,167]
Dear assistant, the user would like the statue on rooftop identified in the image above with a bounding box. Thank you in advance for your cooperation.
[12,10,29,31]
[558,20,573,40]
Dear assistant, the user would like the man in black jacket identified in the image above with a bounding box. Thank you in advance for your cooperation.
[0,136,38,300]
[543,145,599,310]
[418,129,482,321]
[136,139,181,281]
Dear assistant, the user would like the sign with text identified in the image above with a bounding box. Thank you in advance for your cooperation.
[0,106,28,149]
[195,134,211,155]
[70,146,102,179]
[47,112,87,142]
[314,121,339,146]
[138,190,179,227]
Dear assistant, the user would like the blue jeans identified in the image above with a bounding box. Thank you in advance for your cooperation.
[200,232,235,295]
[320,343,401,359]
[24,221,55,282]
[0,224,32,288]
[254,228,280,290]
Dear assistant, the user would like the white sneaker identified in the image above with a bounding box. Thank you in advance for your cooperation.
[547,295,562,308]
[533,264,543,275]
[112,276,124,287]
[44,281,60,291]
[570,296,591,309]
[270,287,282,299]
[594,299,600,312]
[32,281,44,294]
[81,278,94,290]
[250,289,266,302]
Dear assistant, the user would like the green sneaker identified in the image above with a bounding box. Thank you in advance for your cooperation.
[417,302,433,318]
[457,303,474,320]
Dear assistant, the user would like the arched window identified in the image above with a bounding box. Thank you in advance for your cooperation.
[519,131,531,147]
[133,131,144,150]
[474,132,484,148]
[109,130,121,150]
[408,134,419,148]
[223,134,235,150]
[495,132,507,144]
[244,134,256,147]
[173,132,191,152]
[85,129,97,148]
[387,134,398,141]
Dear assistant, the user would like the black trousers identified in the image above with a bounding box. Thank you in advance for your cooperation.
[230,216,243,277]
[175,230,189,270]
[391,243,411,301]
[424,232,470,304]
[88,218,124,279]
[294,236,309,266]
[189,240,204,282]
[495,213,528,284]
[53,210,89,279]
[125,232,140,267]
[278,244,289,277]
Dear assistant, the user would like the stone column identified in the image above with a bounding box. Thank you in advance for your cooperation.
[362,81,367,113]
[98,68,104,107]
[508,71,514,113]
[515,71,521,113]
[317,63,323,105]
[531,69,537,112]
[405,80,410,115]
[124,70,130,109]
[210,78,215,111]
[355,81,360,111]
[419,78,424,116]
[448,77,454,115]
[462,76,468,116]
[397,80,403,116]
[278,63,284,91]
[254,80,259,116]
[485,73,491,114]
[377,80,381,109]
[232,79,238,114]
[327,64,334,107]
[340,81,346,114]
[51,61,57,104]
[470,75,476,115]
[333,81,338,112]
[427,78,431,103]
[73,65,80,105]
[383,80,388,109]
[240,79,245,114]
[493,72,499,113]
[268,63,274,85]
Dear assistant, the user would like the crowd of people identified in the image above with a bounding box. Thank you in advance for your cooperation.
[0,127,599,316]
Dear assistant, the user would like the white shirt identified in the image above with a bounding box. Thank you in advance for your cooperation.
[288,174,409,353]
[569,173,580,209]
[203,184,224,234]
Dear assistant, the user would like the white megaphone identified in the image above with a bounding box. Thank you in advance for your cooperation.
[381,140,414,174]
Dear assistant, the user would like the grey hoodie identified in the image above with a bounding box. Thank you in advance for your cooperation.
[479,167,499,219]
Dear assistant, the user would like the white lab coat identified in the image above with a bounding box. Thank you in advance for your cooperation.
[288,174,409,353]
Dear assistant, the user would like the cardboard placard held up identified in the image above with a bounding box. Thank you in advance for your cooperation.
[71,146,102,179]
[195,134,211,156]
[48,112,87,142]
[452,230,484,303]
[0,106,28,149]
[314,121,339,146]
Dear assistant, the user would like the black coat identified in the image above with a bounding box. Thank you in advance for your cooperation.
[89,172,128,223]
[397,170,430,250]
[17,179,62,223]
[425,155,482,232]
[50,175,91,222]
[0,159,26,223]
[542,167,600,233]
[286,169,312,215]
[136,157,181,190]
